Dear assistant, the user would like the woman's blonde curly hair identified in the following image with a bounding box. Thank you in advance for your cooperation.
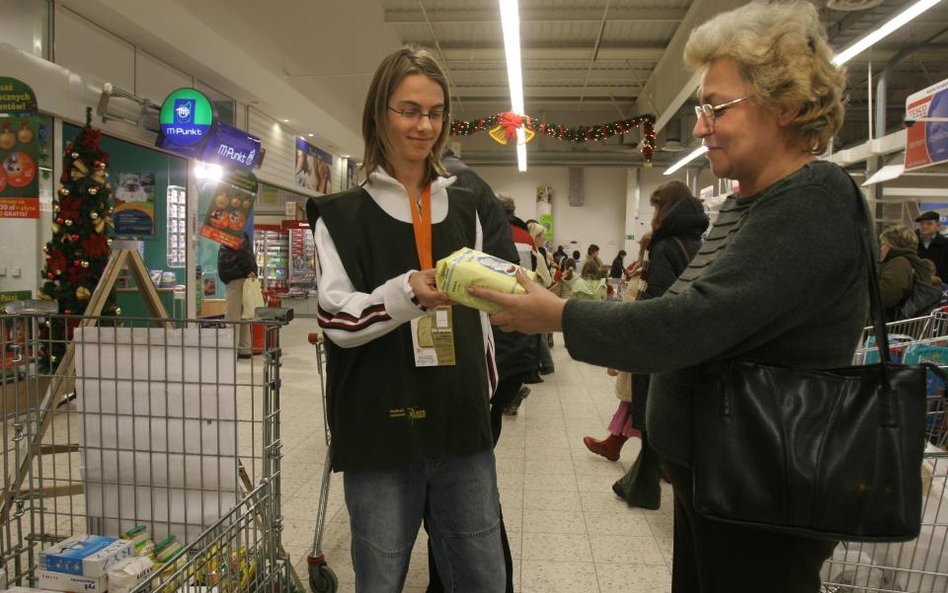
[683,1,846,154]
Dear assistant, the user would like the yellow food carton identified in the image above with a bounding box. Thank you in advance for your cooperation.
[436,247,536,314]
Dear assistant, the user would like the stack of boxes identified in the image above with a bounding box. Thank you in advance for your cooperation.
[38,535,135,593]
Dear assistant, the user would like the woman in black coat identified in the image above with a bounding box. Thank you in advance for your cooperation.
[614,181,708,508]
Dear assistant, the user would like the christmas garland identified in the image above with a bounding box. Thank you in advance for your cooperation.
[450,112,656,164]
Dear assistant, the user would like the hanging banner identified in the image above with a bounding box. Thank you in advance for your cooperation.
[346,158,359,190]
[536,186,553,243]
[294,138,333,194]
[199,169,258,249]
[201,122,262,170]
[0,77,41,219]
[905,77,948,171]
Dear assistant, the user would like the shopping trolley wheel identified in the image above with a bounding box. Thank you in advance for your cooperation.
[308,556,337,593]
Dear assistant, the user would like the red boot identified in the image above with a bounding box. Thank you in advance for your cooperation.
[583,434,628,462]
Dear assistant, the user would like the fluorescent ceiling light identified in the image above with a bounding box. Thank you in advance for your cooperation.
[664,146,708,176]
[499,0,527,171]
[663,0,943,175]
[833,0,943,66]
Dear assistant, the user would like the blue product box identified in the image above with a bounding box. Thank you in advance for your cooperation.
[39,535,133,577]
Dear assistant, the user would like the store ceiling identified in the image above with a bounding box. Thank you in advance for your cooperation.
[63,0,948,170]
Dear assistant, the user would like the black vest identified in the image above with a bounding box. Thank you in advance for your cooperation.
[309,186,492,471]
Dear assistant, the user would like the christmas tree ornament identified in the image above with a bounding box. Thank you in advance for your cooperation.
[59,187,69,196]
[114,307,122,315]
[90,211,99,220]
[70,152,79,159]
[76,286,91,300]
[50,223,60,233]
[63,308,72,314]
[89,186,99,196]
[53,205,60,213]
[80,261,89,268]
[64,219,73,226]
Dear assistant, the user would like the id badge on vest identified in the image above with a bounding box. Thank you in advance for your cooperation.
[411,306,456,366]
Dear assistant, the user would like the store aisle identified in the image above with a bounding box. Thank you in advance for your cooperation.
[275,318,673,593]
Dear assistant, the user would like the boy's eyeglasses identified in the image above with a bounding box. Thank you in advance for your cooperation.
[387,106,449,122]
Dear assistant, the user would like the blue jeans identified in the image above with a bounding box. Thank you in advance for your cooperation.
[344,449,505,593]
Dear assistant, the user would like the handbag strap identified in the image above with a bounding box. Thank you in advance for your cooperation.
[851,177,903,427]
[852,179,893,367]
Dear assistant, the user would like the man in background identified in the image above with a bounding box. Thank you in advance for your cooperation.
[429,148,533,593]
[217,232,258,359]
[916,210,948,281]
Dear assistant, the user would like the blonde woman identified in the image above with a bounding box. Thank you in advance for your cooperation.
[471,2,865,589]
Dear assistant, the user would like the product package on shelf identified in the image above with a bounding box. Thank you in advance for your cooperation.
[40,534,135,577]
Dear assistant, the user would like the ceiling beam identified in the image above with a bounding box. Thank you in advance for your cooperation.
[384,7,687,25]
[632,0,749,131]
[439,46,665,62]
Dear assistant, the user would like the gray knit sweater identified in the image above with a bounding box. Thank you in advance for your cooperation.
[563,161,870,467]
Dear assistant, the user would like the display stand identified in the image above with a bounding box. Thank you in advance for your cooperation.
[0,248,169,523]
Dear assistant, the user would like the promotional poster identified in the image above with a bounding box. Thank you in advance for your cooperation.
[199,170,258,249]
[0,77,42,219]
[905,76,948,171]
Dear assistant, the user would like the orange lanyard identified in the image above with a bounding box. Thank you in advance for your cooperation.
[407,183,433,269]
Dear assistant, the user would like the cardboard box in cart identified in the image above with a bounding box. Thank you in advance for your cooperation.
[39,535,134,577]
[37,569,107,593]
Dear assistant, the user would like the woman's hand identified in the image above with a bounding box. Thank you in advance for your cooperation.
[468,270,567,334]
[409,269,452,309]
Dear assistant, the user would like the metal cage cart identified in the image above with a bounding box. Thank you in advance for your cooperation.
[305,332,337,593]
[821,309,948,592]
[0,301,300,593]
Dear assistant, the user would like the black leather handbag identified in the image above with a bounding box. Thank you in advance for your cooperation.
[692,187,938,543]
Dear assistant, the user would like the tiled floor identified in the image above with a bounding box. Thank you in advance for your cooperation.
[275,318,674,593]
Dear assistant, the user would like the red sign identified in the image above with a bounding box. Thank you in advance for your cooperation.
[0,197,39,218]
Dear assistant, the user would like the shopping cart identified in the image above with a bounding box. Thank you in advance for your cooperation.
[306,331,337,593]
[0,301,300,593]
[821,309,948,592]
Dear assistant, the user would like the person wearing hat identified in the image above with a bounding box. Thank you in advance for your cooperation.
[916,210,948,281]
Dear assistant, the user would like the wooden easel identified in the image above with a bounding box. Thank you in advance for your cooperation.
[0,248,169,520]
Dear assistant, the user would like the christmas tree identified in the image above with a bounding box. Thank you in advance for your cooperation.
[38,109,116,370]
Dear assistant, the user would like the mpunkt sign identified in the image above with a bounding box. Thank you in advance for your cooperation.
[159,88,213,147]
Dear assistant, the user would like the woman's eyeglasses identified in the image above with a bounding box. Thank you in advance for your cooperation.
[387,106,449,123]
[694,96,751,125]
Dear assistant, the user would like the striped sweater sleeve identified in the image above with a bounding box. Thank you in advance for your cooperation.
[314,218,426,348]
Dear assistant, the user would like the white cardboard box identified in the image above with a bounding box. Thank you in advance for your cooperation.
[37,569,107,593]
